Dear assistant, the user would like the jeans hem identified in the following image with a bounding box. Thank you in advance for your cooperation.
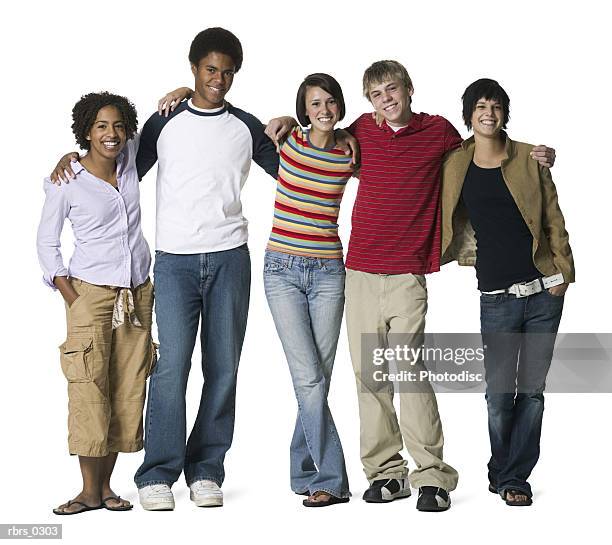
[186,475,222,488]
[306,487,351,499]
[136,480,172,490]
[498,484,532,498]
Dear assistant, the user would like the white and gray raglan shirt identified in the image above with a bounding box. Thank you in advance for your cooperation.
[136,99,279,253]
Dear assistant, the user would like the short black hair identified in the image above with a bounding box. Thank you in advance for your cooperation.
[462,78,510,130]
[295,73,346,127]
[188,27,243,72]
[71,92,138,150]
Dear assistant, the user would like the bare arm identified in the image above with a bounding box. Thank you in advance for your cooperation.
[53,276,80,306]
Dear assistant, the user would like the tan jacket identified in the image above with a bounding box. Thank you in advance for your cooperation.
[440,135,575,283]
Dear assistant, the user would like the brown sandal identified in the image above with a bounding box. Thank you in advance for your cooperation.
[53,500,103,515]
[501,489,532,506]
[102,496,133,512]
[302,491,349,508]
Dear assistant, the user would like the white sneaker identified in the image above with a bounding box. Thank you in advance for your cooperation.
[138,484,175,511]
[189,479,223,507]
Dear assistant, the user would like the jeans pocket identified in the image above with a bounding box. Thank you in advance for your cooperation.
[543,289,565,299]
[322,259,346,275]
[59,337,94,383]
[264,257,287,274]
[480,293,503,304]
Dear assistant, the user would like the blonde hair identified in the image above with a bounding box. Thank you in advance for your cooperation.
[362,60,413,99]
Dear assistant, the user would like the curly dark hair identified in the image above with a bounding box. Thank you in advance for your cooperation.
[188,27,243,72]
[71,92,138,150]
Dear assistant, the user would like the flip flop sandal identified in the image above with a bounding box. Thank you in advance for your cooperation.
[102,496,133,511]
[302,491,350,508]
[501,489,533,507]
[53,500,103,515]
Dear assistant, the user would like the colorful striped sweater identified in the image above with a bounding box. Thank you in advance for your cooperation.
[266,127,353,258]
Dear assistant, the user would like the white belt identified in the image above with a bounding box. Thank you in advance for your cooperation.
[112,288,142,329]
[481,273,564,298]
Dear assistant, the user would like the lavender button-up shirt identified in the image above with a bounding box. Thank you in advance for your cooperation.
[36,138,151,290]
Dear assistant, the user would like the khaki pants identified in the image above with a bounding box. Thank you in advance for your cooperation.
[59,278,156,457]
[345,269,458,490]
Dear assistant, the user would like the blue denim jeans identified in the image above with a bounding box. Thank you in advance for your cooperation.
[134,246,250,488]
[263,251,350,498]
[480,289,564,498]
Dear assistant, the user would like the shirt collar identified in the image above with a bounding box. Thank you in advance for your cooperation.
[71,160,86,176]
[71,150,127,179]
[380,112,423,135]
[461,131,516,160]
[186,99,227,116]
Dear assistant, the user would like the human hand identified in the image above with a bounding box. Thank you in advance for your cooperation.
[158,87,193,117]
[548,283,568,297]
[265,116,297,152]
[371,111,385,127]
[50,153,80,185]
[530,145,556,168]
[335,129,360,165]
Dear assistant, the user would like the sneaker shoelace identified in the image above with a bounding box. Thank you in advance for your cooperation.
[149,485,171,496]
[193,481,220,492]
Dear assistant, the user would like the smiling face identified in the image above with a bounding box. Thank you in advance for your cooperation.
[191,51,236,109]
[368,78,413,127]
[86,105,126,160]
[471,97,504,139]
[304,86,340,134]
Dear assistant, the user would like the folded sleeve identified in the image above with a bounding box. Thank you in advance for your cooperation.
[36,179,70,289]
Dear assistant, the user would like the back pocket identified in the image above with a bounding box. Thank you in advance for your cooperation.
[59,337,94,383]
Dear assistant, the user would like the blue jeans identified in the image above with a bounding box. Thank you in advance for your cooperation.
[263,251,350,498]
[480,289,564,498]
[134,246,251,488]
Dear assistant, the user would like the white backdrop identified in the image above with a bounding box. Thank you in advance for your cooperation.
[1,0,610,543]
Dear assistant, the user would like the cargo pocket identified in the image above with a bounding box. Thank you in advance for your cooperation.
[59,337,94,383]
[147,340,159,377]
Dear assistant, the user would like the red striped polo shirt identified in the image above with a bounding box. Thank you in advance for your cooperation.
[346,112,462,274]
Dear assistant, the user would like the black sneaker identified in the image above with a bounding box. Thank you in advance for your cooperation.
[362,478,411,503]
[416,486,451,512]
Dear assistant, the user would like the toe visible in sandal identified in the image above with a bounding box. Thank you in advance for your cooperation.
[502,489,533,507]
[302,491,350,508]
[53,500,103,515]
[102,496,133,512]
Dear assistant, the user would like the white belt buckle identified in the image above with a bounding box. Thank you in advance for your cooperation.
[516,283,528,297]
[516,279,541,298]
